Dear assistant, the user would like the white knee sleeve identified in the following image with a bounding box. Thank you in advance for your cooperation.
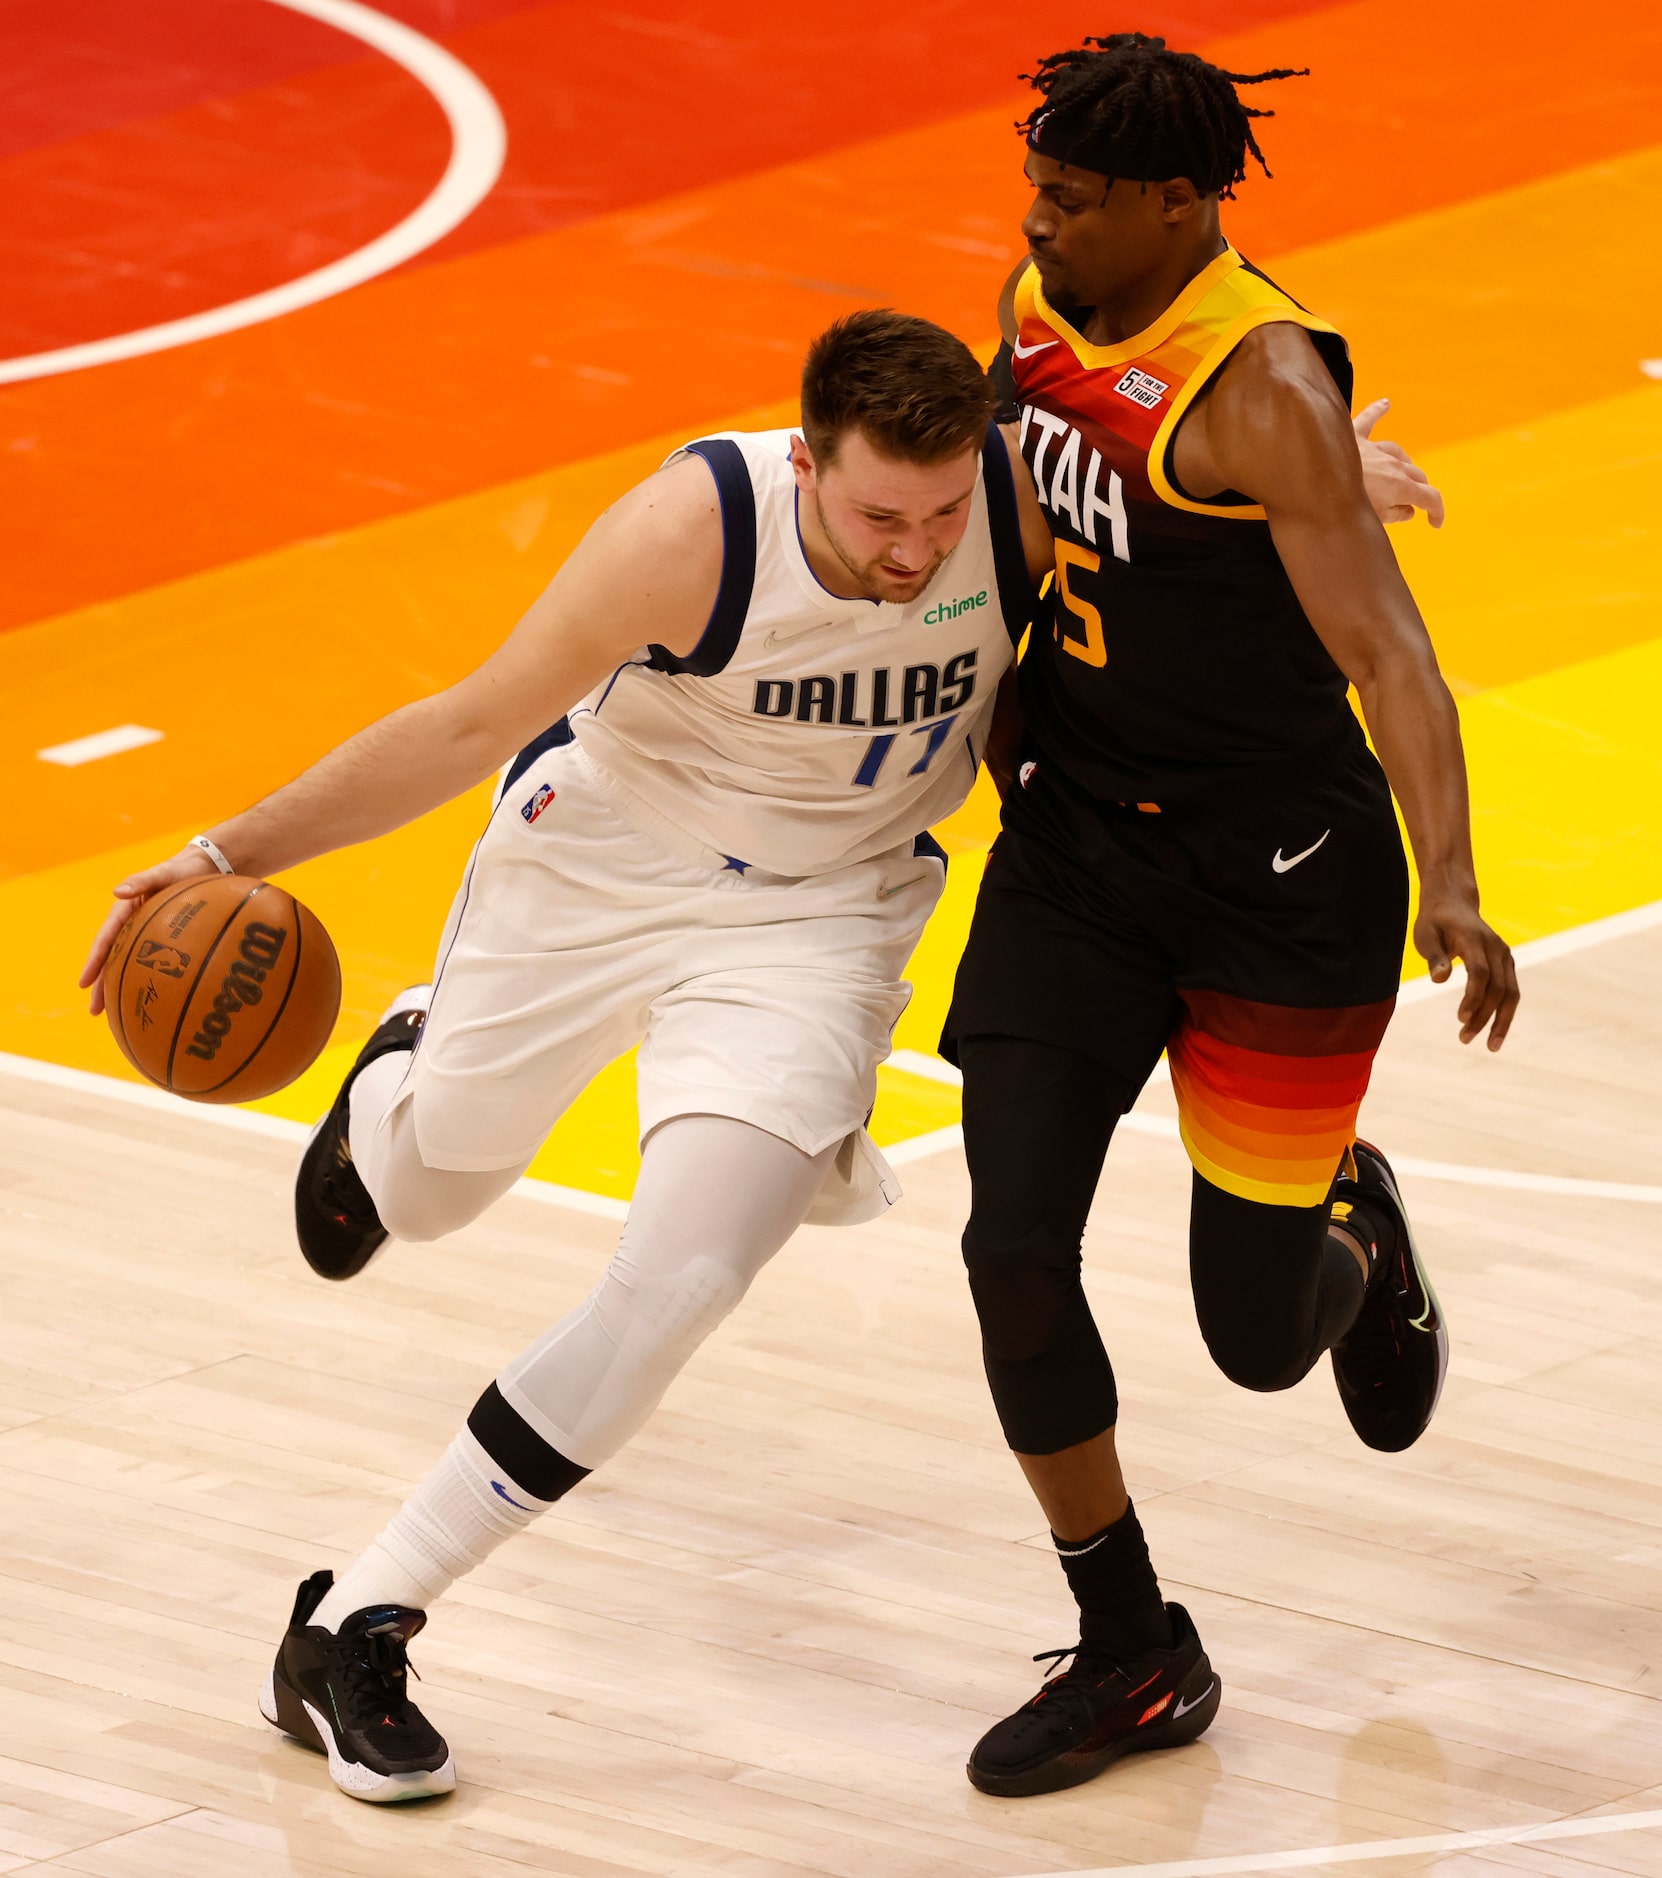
[497,1115,837,1469]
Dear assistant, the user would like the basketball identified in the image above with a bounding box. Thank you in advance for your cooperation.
[102,876,341,1103]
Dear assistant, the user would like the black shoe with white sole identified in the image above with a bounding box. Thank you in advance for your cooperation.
[1330,1138,1449,1453]
[294,987,429,1280]
[259,1570,454,1804]
[967,1602,1220,1797]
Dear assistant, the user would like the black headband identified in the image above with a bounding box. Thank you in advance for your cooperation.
[1028,106,1136,182]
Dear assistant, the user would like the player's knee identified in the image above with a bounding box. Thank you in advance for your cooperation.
[1195,1311,1314,1393]
[962,1220,1084,1365]
[612,1250,754,1359]
[1189,1176,1332,1392]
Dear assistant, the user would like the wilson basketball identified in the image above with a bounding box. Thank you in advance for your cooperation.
[103,876,341,1103]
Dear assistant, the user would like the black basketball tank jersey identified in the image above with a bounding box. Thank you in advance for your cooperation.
[1010,247,1360,807]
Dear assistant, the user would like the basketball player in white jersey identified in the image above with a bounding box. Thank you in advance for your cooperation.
[77,311,1044,1801]
[81,310,1434,1805]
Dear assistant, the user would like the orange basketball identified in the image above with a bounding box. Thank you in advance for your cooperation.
[103,876,341,1103]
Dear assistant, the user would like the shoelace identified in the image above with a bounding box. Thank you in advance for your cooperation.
[328,1623,421,1728]
[1022,1644,1124,1715]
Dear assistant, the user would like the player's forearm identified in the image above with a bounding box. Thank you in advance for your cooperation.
[1354,661,1478,895]
[983,668,1025,798]
[201,693,511,879]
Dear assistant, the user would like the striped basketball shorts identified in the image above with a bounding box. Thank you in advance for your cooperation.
[944,734,1409,1208]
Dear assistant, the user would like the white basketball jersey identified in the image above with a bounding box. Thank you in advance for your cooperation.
[562,426,1034,876]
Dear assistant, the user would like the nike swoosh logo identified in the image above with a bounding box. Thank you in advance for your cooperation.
[1012,336,1058,359]
[491,1480,534,1511]
[1173,1680,1217,1719]
[765,622,836,650]
[877,875,930,901]
[1272,829,1330,873]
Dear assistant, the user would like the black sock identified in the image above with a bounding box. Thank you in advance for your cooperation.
[1330,1192,1396,1292]
[1054,1502,1173,1660]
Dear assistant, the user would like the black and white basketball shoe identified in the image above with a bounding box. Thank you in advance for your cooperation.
[1330,1138,1449,1451]
[294,985,430,1280]
[967,1603,1220,1796]
[260,1570,454,1803]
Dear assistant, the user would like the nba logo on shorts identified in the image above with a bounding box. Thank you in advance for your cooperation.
[521,782,555,825]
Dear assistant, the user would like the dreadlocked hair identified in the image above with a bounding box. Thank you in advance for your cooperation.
[1018,31,1308,198]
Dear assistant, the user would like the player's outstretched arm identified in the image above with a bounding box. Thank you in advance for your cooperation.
[80,456,724,1011]
[1190,327,1517,1050]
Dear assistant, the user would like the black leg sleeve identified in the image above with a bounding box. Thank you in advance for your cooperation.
[958,1036,1137,1455]
[1188,1171,1364,1393]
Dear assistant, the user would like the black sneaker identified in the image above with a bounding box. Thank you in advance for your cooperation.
[259,1569,455,1804]
[1330,1139,1449,1452]
[294,987,429,1280]
[967,1602,1220,1797]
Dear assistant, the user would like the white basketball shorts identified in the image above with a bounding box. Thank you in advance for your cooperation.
[387,739,947,1226]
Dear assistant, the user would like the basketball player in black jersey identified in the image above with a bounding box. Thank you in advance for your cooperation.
[946,34,1520,1796]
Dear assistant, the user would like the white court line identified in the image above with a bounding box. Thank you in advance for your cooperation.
[1398,894,1662,991]
[886,898,1662,1200]
[7,896,1659,1209]
[0,0,506,385]
[37,725,165,766]
[1020,1803,1662,1878]
[0,1049,625,1223]
[882,1122,966,1166]
[881,1093,1662,1201]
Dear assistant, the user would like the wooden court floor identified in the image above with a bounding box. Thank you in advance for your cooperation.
[1,922,1658,1878]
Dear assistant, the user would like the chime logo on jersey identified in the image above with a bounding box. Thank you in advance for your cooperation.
[751,650,978,726]
[922,589,987,625]
[521,782,555,824]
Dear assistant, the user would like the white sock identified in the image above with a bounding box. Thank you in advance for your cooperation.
[312,1428,554,1631]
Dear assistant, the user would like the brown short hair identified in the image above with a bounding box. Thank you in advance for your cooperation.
[800,309,996,468]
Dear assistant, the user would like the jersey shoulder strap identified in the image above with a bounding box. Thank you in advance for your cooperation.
[646,436,758,677]
[1013,253,1353,523]
[1145,254,1353,521]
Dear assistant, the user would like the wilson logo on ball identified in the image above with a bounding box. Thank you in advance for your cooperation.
[183,921,288,1063]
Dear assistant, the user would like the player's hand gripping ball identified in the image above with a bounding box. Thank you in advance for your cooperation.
[102,877,341,1102]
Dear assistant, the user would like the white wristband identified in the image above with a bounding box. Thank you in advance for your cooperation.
[190,835,236,877]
